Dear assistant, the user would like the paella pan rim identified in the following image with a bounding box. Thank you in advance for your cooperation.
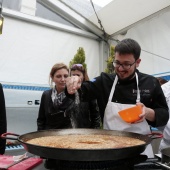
[16,129,151,161]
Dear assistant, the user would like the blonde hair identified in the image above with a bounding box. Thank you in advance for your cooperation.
[49,63,69,87]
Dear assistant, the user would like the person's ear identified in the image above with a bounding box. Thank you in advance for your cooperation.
[51,76,54,82]
[136,58,141,68]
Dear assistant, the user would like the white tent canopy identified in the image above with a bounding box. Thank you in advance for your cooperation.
[89,0,170,36]
[1,0,170,88]
[124,10,170,78]
[88,0,170,78]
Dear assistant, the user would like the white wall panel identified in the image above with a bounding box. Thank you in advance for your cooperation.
[0,16,100,86]
[124,11,170,76]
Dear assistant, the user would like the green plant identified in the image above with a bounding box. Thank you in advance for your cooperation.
[105,46,115,74]
[69,47,87,69]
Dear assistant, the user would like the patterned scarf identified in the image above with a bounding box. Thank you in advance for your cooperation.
[51,87,66,109]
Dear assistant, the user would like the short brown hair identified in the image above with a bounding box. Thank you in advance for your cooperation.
[115,38,141,60]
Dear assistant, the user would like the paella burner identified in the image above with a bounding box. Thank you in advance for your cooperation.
[44,155,159,170]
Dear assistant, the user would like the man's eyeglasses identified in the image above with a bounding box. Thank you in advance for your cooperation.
[113,61,136,70]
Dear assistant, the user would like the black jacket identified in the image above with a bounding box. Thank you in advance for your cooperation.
[0,84,7,154]
[75,97,101,128]
[37,89,72,130]
[67,70,169,127]
[37,89,101,130]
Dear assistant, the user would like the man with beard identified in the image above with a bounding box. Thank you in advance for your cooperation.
[66,38,169,158]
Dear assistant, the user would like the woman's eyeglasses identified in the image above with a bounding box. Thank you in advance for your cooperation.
[71,64,83,69]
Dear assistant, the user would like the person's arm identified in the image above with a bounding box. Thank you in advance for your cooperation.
[66,76,82,94]
[89,100,101,129]
[66,74,104,101]
[136,103,156,123]
[135,79,169,126]
[37,92,46,130]
[162,81,170,115]
[148,80,169,127]
[0,84,7,154]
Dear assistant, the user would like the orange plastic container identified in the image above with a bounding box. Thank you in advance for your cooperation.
[118,105,142,123]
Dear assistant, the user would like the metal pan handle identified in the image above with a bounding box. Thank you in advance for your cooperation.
[155,162,170,170]
[1,132,20,140]
[148,132,163,139]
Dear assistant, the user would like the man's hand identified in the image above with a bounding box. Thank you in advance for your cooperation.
[133,102,155,123]
[66,76,82,94]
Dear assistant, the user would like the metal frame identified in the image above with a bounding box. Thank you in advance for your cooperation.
[37,0,104,40]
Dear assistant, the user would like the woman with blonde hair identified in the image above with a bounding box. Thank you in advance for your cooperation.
[37,63,73,130]
[37,63,100,168]
[37,63,77,169]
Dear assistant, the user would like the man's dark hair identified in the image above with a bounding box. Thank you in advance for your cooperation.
[115,38,141,60]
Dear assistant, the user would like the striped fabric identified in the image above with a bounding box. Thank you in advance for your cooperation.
[2,84,50,91]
